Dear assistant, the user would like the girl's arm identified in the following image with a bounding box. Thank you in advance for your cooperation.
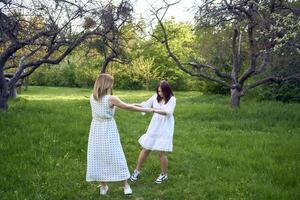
[109,96,154,113]
[140,94,156,108]
[154,97,176,116]
[153,109,167,115]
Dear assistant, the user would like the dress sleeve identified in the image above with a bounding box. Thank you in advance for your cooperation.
[163,97,176,116]
[140,94,156,108]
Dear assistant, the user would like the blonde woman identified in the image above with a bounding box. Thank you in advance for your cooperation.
[86,74,156,196]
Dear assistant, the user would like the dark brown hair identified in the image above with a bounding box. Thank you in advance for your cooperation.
[156,80,174,104]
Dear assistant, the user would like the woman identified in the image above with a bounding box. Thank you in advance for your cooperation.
[86,74,157,195]
[130,80,176,184]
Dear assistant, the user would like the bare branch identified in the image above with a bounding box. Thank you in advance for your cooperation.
[151,1,231,87]
[254,50,270,74]
[241,74,300,96]
[231,21,240,83]
[187,62,232,80]
[238,21,258,85]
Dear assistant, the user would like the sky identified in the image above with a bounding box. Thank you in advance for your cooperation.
[133,0,197,23]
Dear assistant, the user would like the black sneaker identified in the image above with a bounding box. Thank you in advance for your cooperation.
[155,173,168,184]
[130,170,140,182]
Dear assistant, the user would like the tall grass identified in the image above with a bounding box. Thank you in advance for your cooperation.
[0,86,299,199]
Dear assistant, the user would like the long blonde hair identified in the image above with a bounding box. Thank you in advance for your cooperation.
[93,73,114,101]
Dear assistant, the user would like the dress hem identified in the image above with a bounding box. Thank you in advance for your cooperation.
[86,176,130,182]
[139,142,173,152]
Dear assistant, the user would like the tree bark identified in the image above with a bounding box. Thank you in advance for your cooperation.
[9,87,17,99]
[230,88,241,108]
[0,76,9,111]
[101,54,114,73]
[0,94,8,111]
[101,59,109,73]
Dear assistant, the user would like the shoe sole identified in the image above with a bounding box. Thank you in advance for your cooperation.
[155,178,168,184]
[124,188,133,195]
[130,175,139,182]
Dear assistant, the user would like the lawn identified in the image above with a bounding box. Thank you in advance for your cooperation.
[0,86,299,199]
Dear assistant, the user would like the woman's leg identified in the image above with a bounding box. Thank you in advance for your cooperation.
[157,151,168,175]
[130,148,151,181]
[124,180,130,188]
[123,180,132,195]
[135,148,151,171]
[99,181,108,195]
[100,181,107,187]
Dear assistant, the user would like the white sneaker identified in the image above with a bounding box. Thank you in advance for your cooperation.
[130,169,140,182]
[155,173,168,184]
[124,185,132,195]
[100,185,108,195]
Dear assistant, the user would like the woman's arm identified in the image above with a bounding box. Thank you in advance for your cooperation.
[133,104,143,107]
[140,94,156,108]
[153,109,167,115]
[109,96,154,113]
[154,97,176,116]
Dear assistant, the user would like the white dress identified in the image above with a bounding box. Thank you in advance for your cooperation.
[86,95,130,182]
[138,94,176,152]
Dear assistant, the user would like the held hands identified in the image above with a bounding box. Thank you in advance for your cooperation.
[144,108,156,113]
[141,108,154,115]
[149,108,158,113]
[143,108,165,116]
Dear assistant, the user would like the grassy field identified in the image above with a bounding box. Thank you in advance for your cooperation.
[0,86,299,200]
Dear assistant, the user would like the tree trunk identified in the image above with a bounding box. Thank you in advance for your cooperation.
[24,77,29,91]
[0,77,9,111]
[101,61,108,73]
[9,87,17,99]
[101,56,112,73]
[230,88,241,108]
[101,52,115,74]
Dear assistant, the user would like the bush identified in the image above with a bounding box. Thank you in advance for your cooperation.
[113,73,143,90]
[74,66,98,87]
[258,80,300,103]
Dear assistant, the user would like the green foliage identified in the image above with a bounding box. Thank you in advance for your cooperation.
[113,73,143,89]
[27,20,219,92]
[29,62,98,88]
[193,25,233,95]
[141,19,202,91]
[258,80,300,102]
[74,65,98,88]
[29,64,77,87]
[1,86,300,199]
[202,81,230,95]
[256,46,300,102]
[26,18,299,101]
[109,57,160,90]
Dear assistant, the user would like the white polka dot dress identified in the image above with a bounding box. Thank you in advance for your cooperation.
[86,95,130,182]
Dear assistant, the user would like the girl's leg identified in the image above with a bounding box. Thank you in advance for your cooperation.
[157,151,168,175]
[130,148,151,182]
[135,148,150,171]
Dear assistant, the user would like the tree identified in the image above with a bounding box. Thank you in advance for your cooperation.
[143,19,200,90]
[0,0,134,111]
[83,0,133,73]
[152,0,300,108]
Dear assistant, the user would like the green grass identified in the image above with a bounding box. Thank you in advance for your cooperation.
[0,86,299,199]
